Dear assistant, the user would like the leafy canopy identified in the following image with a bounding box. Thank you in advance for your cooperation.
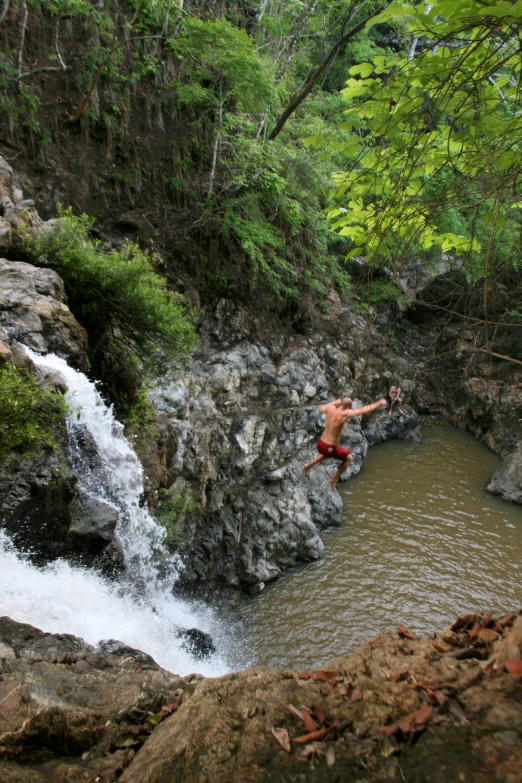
[309,0,522,261]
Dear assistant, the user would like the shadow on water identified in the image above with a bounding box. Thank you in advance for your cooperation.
[226,423,522,671]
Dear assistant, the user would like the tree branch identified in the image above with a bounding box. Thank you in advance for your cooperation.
[0,0,10,26]
[17,0,28,78]
[268,9,383,141]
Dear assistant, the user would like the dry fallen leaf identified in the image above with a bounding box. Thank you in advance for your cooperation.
[398,624,416,640]
[451,614,480,632]
[350,688,363,702]
[497,613,516,628]
[312,704,327,726]
[379,705,433,737]
[299,669,340,682]
[505,659,522,676]
[270,726,291,753]
[447,699,469,724]
[293,724,336,744]
[286,704,305,724]
[477,628,499,643]
[300,707,319,733]
[432,641,450,654]
[388,671,407,683]
[300,743,324,760]
[467,623,481,639]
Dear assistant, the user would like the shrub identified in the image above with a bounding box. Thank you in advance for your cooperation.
[0,364,69,460]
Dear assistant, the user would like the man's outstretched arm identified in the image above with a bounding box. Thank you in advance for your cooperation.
[318,399,342,414]
[348,398,387,417]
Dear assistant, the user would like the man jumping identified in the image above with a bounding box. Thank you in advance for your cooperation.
[302,396,387,491]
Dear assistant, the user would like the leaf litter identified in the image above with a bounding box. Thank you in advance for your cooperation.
[268,609,522,766]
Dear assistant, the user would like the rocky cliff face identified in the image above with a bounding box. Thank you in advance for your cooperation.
[148,298,418,590]
[0,157,124,571]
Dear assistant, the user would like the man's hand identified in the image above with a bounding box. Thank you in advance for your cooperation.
[379,397,387,407]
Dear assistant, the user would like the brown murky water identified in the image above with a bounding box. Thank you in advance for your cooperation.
[227,424,522,671]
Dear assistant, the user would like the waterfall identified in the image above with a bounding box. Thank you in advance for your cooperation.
[0,348,228,676]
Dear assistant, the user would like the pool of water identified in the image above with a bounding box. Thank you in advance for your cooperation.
[226,424,522,671]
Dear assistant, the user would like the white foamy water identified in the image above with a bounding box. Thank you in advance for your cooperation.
[0,348,228,676]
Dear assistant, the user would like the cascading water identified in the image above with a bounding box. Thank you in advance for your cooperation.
[0,348,228,676]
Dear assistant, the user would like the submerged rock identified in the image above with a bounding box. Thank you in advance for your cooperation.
[178,627,216,660]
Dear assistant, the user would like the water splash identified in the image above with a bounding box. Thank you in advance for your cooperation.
[0,348,228,676]
[0,532,224,675]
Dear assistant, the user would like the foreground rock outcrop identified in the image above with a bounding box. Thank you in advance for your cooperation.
[1,612,521,783]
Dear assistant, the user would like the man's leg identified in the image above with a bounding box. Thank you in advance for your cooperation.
[388,399,395,416]
[303,453,327,476]
[329,455,352,491]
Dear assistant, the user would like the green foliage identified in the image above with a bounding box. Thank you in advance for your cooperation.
[21,208,197,368]
[2,0,391,311]
[155,485,198,547]
[313,1,522,256]
[0,364,69,460]
[121,387,156,429]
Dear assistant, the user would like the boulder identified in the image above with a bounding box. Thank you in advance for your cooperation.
[0,259,88,368]
[178,628,216,660]
[487,446,522,504]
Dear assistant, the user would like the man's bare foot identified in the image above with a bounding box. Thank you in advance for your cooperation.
[302,465,310,477]
[328,477,338,492]
[388,409,392,416]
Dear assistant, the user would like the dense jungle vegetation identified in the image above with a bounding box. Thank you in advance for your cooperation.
[1,0,522,406]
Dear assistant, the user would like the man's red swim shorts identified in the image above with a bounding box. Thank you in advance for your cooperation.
[316,439,351,461]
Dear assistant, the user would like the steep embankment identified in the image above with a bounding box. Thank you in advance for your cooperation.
[1,612,521,782]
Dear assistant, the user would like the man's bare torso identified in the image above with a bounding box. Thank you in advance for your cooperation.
[321,406,352,445]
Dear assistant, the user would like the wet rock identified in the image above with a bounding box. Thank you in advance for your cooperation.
[0,259,88,368]
[0,617,188,781]
[98,639,158,665]
[154,302,419,590]
[0,447,78,564]
[487,446,522,504]
[178,628,216,660]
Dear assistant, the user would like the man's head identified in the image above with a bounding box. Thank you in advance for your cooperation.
[341,397,352,409]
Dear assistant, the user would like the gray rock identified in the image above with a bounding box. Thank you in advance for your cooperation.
[0,617,188,780]
[0,216,11,254]
[0,154,13,199]
[0,259,88,367]
[487,446,522,504]
[68,494,119,541]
